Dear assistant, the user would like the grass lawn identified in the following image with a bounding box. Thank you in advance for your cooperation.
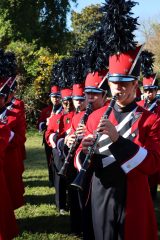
[14,129,160,239]
[15,130,81,240]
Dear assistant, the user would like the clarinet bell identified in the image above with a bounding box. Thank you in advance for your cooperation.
[57,162,69,177]
[70,168,86,191]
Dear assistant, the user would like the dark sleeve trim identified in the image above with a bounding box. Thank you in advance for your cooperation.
[109,136,139,164]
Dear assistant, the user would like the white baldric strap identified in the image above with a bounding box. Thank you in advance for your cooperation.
[56,106,63,114]
[148,100,158,112]
[0,109,7,121]
[98,107,138,154]
[102,155,116,168]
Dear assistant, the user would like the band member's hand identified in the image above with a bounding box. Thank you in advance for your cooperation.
[97,118,119,142]
[76,123,86,138]
[65,134,76,147]
[82,134,95,154]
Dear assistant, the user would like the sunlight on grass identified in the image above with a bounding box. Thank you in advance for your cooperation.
[14,130,81,240]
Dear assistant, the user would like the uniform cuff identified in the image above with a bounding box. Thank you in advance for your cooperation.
[109,136,139,164]
[39,122,46,131]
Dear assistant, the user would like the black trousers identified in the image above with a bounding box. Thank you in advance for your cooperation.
[52,148,67,210]
[67,164,83,236]
[43,138,54,184]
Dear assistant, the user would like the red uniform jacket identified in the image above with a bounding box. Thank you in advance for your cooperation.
[137,99,160,116]
[7,100,26,164]
[0,122,19,239]
[9,97,26,161]
[12,97,25,113]
[75,103,160,240]
[69,111,85,135]
[138,99,160,186]
[37,105,53,131]
[58,111,75,139]
[45,111,64,148]
[1,108,25,209]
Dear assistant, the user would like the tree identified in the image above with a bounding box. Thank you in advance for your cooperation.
[140,21,160,73]
[0,12,13,47]
[71,4,103,49]
[6,40,65,125]
[0,0,77,53]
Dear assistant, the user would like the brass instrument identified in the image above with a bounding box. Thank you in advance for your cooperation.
[58,102,93,177]
[71,95,118,190]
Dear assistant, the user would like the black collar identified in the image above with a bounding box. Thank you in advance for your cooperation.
[114,101,137,113]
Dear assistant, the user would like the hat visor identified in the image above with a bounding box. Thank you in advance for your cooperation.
[85,87,103,93]
[108,74,137,82]
[73,96,85,100]
[143,86,158,90]
[50,93,61,97]
[62,96,72,100]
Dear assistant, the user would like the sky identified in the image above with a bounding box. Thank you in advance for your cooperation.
[68,0,160,42]
[71,0,160,19]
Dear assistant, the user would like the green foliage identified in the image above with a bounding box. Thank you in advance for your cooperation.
[15,132,81,240]
[0,2,104,128]
[6,41,65,126]
[0,0,77,53]
[0,11,13,47]
[71,4,103,48]
[7,40,38,78]
[34,52,64,100]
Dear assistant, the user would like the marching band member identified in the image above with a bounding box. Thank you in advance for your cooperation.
[74,1,160,239]
[6,78,26,175]
[46,58,75,214]
[0,50,25,210]
[0,121,19,240]
[38,85,62,187]
[138,51,160,200]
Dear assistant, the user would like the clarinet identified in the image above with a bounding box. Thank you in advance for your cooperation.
[71,95,117,190]
[144,96,149,109]
[148,99,158,113]
[58,102,93,177]
[144,96,158,113]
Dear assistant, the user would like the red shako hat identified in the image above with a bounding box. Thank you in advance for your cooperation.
[108,45,143,82]
[50,86,61,97]
[60,88,72,100]
[73,83,85,100]
[85,70,108,93]
[143,73,158,90]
